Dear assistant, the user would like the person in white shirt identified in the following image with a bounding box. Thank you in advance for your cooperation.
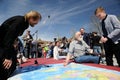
[53,41,62,60]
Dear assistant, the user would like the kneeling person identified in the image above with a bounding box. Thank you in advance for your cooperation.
[64,32,100,66]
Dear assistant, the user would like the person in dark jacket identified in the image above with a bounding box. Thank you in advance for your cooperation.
[0,11,41,80]
[80,28,91,47]
[91,32,102,54]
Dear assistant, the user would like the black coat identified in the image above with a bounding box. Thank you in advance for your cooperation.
[0,16,29,59]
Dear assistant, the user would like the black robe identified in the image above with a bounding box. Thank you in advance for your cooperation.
[0,16,29,80]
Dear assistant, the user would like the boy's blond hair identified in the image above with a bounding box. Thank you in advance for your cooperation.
[24,11,41,21]
[94,7,105,15]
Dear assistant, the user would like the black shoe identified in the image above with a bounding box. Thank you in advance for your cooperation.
[98,57,101,64]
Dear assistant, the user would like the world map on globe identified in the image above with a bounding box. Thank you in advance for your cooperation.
[8,63,120,80]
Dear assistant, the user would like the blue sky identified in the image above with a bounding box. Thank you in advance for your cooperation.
[0,0,120,41]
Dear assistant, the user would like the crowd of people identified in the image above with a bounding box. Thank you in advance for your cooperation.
[16,28,104,65]
[3,7,120,67]
[18,33,70,60]
[0,6,120,80]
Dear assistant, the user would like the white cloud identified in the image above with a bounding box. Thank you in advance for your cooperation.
[38,33,55,41]
[0,0,97,41]
[2,0,115,41]
[0,0,95,40]
[39,0,97,26]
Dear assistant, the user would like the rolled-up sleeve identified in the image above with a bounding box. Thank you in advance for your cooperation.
[108,15,120,42]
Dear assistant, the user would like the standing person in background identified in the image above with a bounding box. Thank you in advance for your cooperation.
[42,45,49,58]
[23,30,33,59]
[91,32,105,63]
[47,42,54,58]
[50,42,55,57]
[0,11,41,80]
[91,32,102,55]
[42,47,46,58]
[37,44,42,58]
[95,7,120,67]
[31,40,37,58]
[80,28,91,47]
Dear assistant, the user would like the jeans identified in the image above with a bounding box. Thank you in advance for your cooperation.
[46,50,51,58]
[93,46,102,54]
[74,55,100,64]
[31,51,36,58]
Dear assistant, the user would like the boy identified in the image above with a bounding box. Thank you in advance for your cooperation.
[95,7,120,67]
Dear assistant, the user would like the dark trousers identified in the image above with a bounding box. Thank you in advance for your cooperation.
[0,58,17,80]
[104,40,120,67]
[25,43,31,58]
[0,48,17,80]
